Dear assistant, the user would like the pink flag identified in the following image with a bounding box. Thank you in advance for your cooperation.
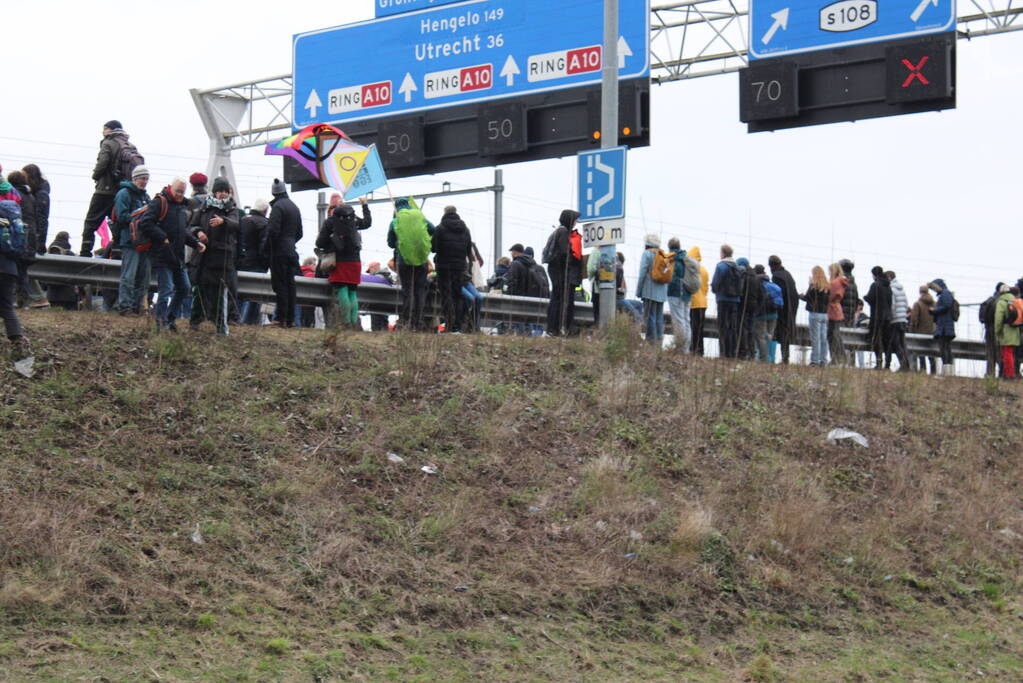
[97,218,111,249]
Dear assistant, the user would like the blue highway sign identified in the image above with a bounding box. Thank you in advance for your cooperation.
[577,146,627,223]
[293,0,650,127]
[376,0,465,18]
[749,0,956,59]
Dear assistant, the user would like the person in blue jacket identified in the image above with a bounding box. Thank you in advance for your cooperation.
[113,166,152,315]
[928,278,956,375]
[637,233,668,346]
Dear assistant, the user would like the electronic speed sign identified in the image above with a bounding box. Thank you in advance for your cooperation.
[740,60,798,122]
[478,102,527,156]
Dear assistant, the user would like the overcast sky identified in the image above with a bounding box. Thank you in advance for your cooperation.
[3,0,1020,340]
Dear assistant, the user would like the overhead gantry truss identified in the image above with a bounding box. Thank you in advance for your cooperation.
[193,1,1023,157]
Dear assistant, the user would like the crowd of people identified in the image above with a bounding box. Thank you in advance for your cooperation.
[2,119,1022,379]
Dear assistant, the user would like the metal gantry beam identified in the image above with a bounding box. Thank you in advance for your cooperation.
[650,0,1023,83]
[194,3,1023,151]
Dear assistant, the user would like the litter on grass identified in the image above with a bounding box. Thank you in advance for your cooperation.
[14,357,34,378]
[826,429,869,448]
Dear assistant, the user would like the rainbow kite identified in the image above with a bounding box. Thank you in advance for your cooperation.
[265,124,370,193]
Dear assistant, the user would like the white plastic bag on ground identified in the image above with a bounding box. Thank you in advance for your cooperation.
[13,357,34,378]
[826,429,869,448]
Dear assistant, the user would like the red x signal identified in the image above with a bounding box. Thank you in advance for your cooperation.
[901,57,930,87]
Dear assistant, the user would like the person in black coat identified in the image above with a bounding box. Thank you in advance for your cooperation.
[141,178,205,330]
[237,200,270,325]
[189,177,240,334]
[864,265,893,369]
[262,179,303,327]
[431,205,473,333]
[768,254,799,364]
[544,209,582,336]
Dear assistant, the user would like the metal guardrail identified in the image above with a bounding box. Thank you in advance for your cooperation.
[29,254,986,361]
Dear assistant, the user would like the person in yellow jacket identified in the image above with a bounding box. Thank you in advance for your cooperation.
[688,245,710,355]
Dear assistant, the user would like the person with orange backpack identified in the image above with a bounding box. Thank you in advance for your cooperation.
[637,233,670,346]
[542,209,582,337]
[994,284,1022,379]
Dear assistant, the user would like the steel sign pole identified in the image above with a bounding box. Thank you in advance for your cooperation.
[598,0,620,329]
[494,168,504,267]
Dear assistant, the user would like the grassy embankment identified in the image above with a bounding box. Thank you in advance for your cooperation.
[1,310,1022,681]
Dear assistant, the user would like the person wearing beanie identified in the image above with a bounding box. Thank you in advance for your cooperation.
[264,179,303,327]
[188,178,239,334]
[927,279,957,374]
[993,283,1020,379]
[237,199,271,324]
[909,284,937,373]
[431,205,473,333]
[82,120,134,256]
[112,164,152,315]
[864,265,892,370]
[316,195,372,331]
[665,237,693,353]
[636,233,668,346]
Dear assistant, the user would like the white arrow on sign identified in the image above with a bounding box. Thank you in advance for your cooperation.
[910,0,939,22]
[617,36,633,68]
[761,8,790,45]
[304,89,323,119]
[399,72,417,103]
[500,55,521,86]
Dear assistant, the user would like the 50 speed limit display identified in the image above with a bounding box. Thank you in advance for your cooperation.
[477,102,527,156]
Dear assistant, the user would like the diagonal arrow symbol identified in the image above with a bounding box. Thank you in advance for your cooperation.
[761,7,790,45]
[910,0,940,22]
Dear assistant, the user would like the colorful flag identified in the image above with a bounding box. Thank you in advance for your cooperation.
[321,141,370,193]
[264,123,371,193]
[97,218,111,249]
[345,145,388,200]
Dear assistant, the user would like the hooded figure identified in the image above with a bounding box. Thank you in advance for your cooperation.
[637,234,668,346]
[688,246,710,355]
[387,197,436,331]
[928,278,956,374]
[544,209,582,336]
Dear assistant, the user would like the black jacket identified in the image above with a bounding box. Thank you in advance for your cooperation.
[190,198,240,284]
[264,193,303,260]
[864,275,893,332]
[431,211,473,270]
[771,266,798,324]
[316,205,371,263]
[238,212,270,272]
[140,187,199,268]
[804,286,830,314]
[506,253,540,297]
[91,130,130,195]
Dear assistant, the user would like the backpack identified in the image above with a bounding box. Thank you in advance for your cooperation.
[1006,298,1023,328]
[131,195,167,252]
[0,200,27,258]
[393,208,432,266]
[764,280,784,312]
[650,249,675,284]
[721,261,744,298]
[112,140,145,183]
[951,296,960,322]
[530,264,550,298]
[541,228,560,264]
[681,254,701,295]
[980,296,998,326]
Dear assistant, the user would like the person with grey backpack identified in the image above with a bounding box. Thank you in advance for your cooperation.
[665,237,700,352]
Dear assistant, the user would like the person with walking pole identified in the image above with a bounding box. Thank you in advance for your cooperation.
[542,210,582,337]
